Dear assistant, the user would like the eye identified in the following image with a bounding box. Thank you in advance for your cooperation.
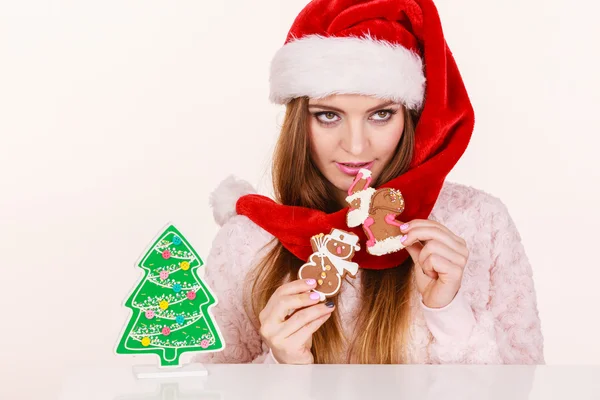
[370,109,398,123]
[314,112,341,125]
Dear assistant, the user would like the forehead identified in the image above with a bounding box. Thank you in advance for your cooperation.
[308,94,399,112]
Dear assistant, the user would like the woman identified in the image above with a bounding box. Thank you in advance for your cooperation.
[195,0,545,365]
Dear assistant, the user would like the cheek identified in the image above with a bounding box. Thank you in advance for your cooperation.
[309,124,338,163]
[374,120,405,159]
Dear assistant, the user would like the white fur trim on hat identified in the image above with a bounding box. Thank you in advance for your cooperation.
[269,33,426,110]
[209,175,256,226]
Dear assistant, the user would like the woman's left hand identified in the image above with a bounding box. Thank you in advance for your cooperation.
[399,219,469,309]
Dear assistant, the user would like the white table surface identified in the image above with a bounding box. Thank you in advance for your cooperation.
[55,362,600,400]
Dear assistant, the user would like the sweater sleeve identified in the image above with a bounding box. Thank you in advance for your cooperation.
[426,197,545,364]
[191,215,275,364]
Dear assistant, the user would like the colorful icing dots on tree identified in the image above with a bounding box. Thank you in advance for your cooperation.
[115,224,225,366]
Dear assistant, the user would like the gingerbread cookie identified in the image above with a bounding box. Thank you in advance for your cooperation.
[345,168,407,256]
[297,229,360,301]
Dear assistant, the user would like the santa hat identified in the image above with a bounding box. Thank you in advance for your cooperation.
[269,4,425,110]
[329,229,361,251]
[236,0,474,270]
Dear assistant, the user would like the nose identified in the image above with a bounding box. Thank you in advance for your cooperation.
[341,121,368,156]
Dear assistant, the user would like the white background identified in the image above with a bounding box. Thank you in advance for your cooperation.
[1,0,599,398]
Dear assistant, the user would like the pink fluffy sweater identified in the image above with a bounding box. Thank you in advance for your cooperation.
[193,177,545,365]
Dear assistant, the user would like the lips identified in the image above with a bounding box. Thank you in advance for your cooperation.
[341,162,370,168]
[335,161,374,176]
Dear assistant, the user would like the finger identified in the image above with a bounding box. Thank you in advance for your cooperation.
[401,220,467,252]
[400,219,454,236]
[404,239,422,262]
[279,302,335,338]
[270,291,323,324]
[259,291,321,339]
[274,278,318,297]
[422,253,463,283]
[413,257,431,283]
[286,312,333,346]
[419,250,437,280]
[258,279,317,326]
[405,241,438,280]
[262,279,318,319]
[419,240,468,268]
[402,226,466,256]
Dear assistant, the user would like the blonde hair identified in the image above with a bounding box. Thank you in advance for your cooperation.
[246,96,419,363]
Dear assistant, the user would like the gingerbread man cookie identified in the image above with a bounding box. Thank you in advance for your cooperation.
[297,229,360,301]
[345,168,407,256]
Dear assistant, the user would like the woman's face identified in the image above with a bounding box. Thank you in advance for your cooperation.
[308,94,405,200]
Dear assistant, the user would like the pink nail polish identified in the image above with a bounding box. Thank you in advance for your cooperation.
[306,279,316,285]
[400,235,407,243]
[400,223,409,231]
[309,292,320,300]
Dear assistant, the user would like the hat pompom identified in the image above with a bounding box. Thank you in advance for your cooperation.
[209,175,256,226]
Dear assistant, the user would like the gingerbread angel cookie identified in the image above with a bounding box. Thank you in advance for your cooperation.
[297,229,360,301]
[345,168,407,256]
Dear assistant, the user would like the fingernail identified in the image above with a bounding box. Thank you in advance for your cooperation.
[310,292,320,300]
[325,301,335,308]
[306,279,316,285]
[400,223,409,231]
[400,235,407,243]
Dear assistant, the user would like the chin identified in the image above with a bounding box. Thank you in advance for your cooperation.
[332,173,356,193]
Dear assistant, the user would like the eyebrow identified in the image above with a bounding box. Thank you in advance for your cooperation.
[307,100,399,114]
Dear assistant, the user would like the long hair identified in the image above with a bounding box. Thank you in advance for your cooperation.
[246,96,419,363]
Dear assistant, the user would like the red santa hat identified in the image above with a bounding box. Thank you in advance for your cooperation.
[236,0,474,270]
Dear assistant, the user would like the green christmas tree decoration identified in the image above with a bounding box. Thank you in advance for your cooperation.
[116,224,224,367]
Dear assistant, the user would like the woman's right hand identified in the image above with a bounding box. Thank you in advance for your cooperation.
[258,278,335,364]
